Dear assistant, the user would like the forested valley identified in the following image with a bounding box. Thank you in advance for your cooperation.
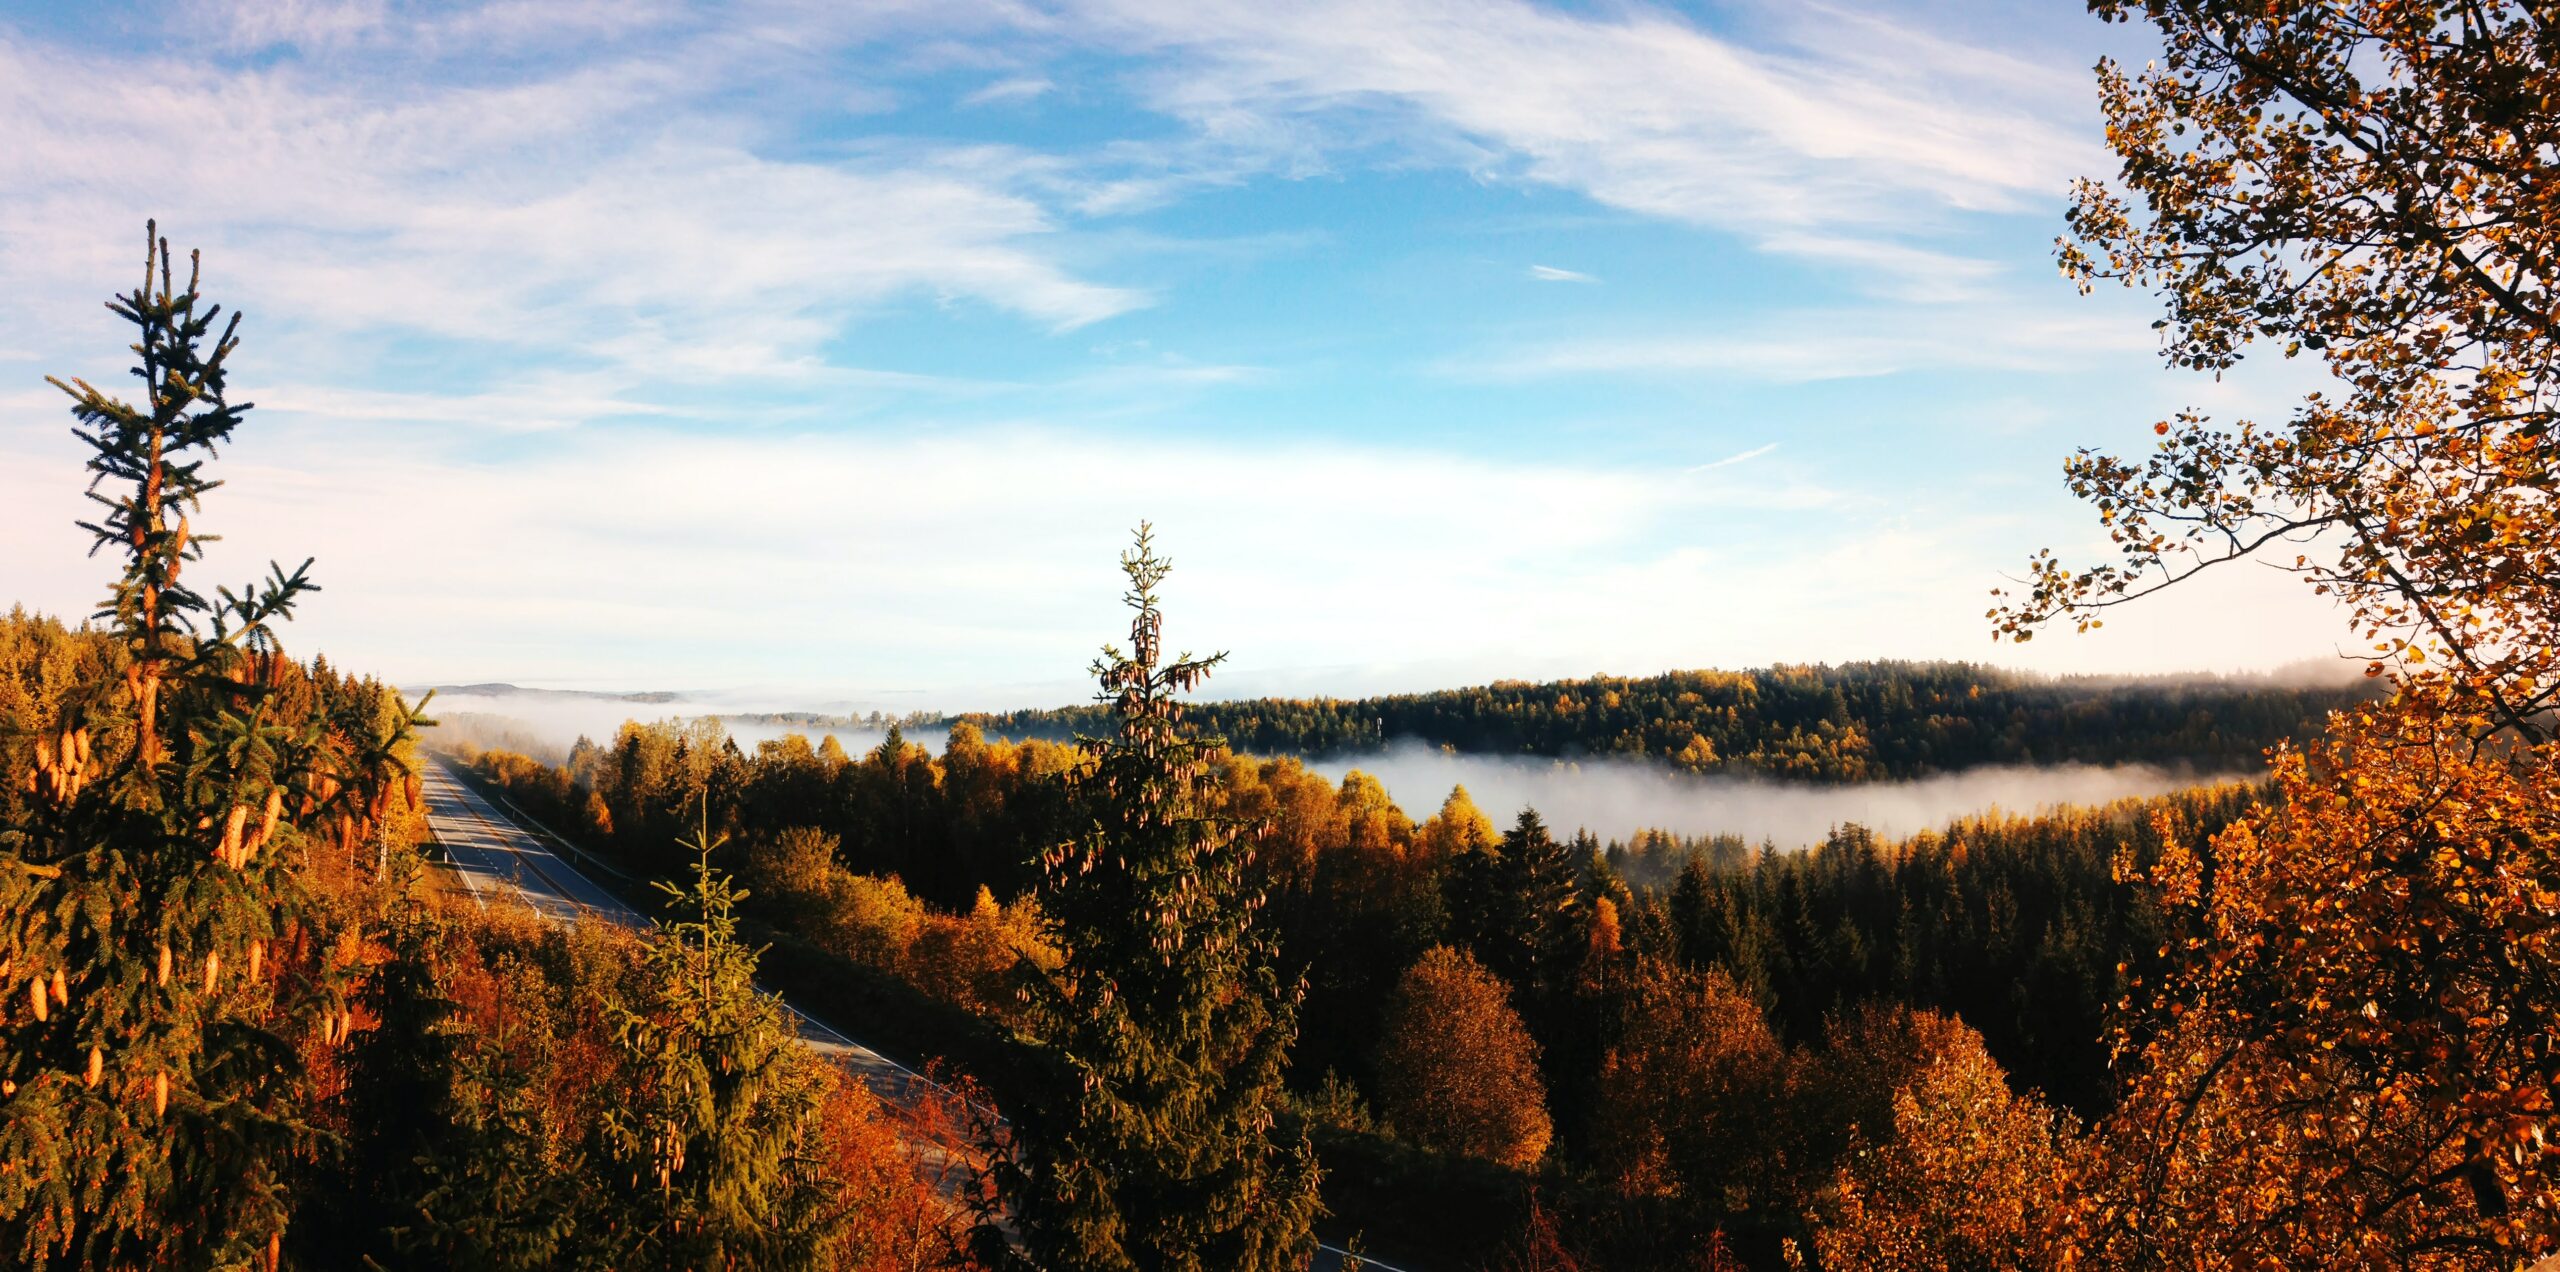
[6,2,2560,1269]
[447,710,2267,1261]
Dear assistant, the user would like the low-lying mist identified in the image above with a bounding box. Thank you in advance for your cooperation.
[418,688,925,767]
[420,690,2255,851]
[1307,741,2255,848]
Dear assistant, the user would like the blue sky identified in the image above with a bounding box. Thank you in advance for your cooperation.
[0,0,2355,710]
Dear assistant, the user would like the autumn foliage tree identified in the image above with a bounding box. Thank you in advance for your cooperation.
[1591,960,1791,1215]
[1808,1022,2064,1272]
[2066,704,2559,1265]
[1372,944,1553,1169]
[2003,0,2560,736]
[991,525,1320,1271]
[1996,3,2560,1264]
[0,224,421,1266]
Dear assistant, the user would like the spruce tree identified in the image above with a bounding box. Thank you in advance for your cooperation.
[1449,809,1582,998]
[331,862,466,1260]
[0,223,419,1266]
[598,803,841,1268]
[334,856,586,1271]
[992,523,1320,1272]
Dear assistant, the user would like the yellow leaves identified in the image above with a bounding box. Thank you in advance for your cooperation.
[2077,698,2560,1261]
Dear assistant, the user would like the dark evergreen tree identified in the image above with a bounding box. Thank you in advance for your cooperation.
[1491,809,1583,996]
[0,223,420,1266]
[991,524,1321,1272]
[331,861,471,1263]
[398,1008,587,1271]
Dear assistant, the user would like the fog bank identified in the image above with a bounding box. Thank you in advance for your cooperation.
[419,690,2251,848]
[1308,741,2252,848]
[418,687,927,767]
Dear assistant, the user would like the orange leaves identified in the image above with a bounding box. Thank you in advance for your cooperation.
[806,1062,984,1271]
[1592,959,1785,1206]
[1811,1027,2066,1272]
[2066,699,2560,1264]
[1375,945,1553,1170]
[2018,15,2560,1255]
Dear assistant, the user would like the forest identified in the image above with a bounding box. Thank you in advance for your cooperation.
[4,1,2559,1269]
[956,662,2371,781]
[447,711,2265,1260]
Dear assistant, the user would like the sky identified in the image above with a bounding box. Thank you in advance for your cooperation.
[0,0,2360,712]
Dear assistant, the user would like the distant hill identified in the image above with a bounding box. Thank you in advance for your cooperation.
[953,660,2377,783]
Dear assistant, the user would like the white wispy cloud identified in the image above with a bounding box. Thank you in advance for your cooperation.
[1527,264,1596,283]
[199,0,390,50]
[1068,0,2103,293]
[0,16,1140,391]
[1755,232,2008,303]
[1446,304,2150,383]
[1687,442,1777,472]
[964,75,1056,106]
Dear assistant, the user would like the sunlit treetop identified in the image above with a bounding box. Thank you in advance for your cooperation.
[1999,0,2560,735]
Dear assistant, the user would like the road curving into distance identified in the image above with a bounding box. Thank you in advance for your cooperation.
[418,754,1403,1272]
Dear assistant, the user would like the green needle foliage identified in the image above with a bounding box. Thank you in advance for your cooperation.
[599,801,841,1268]
[0,222,423,1266]
[992,523,1321,1272]
[1449,808,1584,1003]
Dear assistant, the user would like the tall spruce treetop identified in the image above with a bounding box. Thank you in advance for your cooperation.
[995,523,1320,1272]
[1485,809,1584,997]
[601,801,840,1269]
[0,223,420,1265]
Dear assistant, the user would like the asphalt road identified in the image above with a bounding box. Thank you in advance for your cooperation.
[423,756,934,1102]
[419,754,1406,1272]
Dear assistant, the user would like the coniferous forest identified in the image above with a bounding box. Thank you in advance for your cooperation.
[6,2,2560,1270]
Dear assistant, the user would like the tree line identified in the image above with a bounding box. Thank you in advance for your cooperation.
[955,661,2371,781]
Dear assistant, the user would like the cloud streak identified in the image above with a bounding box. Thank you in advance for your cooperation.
[0,16,1141,390]
[1448,303,2151,383]
[1075,0,2102,292]
[1688,442,1778,472]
